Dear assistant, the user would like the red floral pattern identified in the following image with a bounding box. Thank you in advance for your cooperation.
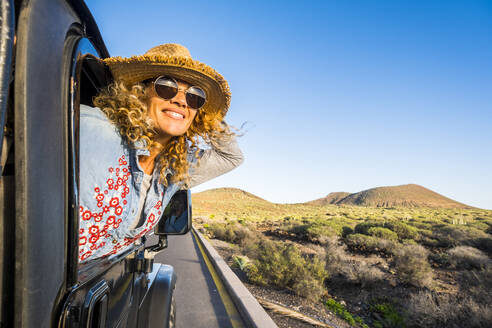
[78,155,166,262]
[79,155,131,261]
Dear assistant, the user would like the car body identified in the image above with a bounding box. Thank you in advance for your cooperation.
[0,1,190,327]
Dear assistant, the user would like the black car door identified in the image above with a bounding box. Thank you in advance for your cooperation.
[8,0,143,326]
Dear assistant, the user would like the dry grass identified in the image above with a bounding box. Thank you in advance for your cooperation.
[393,244,433,288]
[325,238,385,288]
[405,291,492,328]
[448,246,490,269]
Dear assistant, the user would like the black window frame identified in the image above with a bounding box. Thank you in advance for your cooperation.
[67,34,146,286]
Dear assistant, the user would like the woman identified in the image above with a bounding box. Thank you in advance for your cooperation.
[78,44,243,263]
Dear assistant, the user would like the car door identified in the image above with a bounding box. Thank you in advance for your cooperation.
[0,1,16,327]
[7,0,142,326]
[60,35,143,327]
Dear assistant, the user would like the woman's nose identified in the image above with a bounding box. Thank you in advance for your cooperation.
[171,90,187,108]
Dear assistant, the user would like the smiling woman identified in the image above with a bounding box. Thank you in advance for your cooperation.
[78,43,244,263]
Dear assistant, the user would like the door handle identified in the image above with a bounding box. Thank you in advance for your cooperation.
[84,280,109,328]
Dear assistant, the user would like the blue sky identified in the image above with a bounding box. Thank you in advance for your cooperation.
[85,0,492,209]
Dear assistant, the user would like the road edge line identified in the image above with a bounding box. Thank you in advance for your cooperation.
[191,229,245,328]
[192,227,279,328]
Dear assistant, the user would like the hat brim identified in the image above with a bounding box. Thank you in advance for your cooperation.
[104,55,231,118]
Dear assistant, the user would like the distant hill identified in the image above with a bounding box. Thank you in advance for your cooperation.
[191,187,318,219]
[308,192,351,206]
[192,187,270,205]
[192,185,473,217]
[307,184,472,209]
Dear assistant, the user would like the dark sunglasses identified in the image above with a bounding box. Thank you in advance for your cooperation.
[152,75,207,110]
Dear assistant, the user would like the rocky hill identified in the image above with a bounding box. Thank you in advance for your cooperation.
[308,192,351,206]
[193,184,473,212]
[307,184,472,208]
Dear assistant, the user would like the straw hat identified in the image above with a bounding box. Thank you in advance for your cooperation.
[104,43,231,118]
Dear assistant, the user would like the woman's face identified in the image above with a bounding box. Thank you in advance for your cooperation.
[146,78,198,143]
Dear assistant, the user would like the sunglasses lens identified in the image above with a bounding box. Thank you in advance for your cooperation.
[186,86,207,109]
[154,76,178,99]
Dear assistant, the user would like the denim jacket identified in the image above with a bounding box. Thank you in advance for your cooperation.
[78,104,243,262]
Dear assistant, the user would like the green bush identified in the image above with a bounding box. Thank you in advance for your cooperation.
[367,227,398,240]
[473,237,492,255]
[342,226,354,237]
[205,221,261,250]
[325,299,355,325]
[354,222,382,235]
[325,299,368,327]
[345,233,398,255]
[285,220,343,244]
[385,221,419,241]
[246,238,327,301]
[370,301,405,328]
[232,255,251,271]
[429,252,450,268]
[432,226,488,248]
[207,222,231,241]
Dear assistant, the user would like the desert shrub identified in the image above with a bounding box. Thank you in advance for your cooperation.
[432,226,488,248]
[207,222,233,241]
[473,237,492,255]
[368,227,398,240]
[304,223,338,242]
[341,226,354,237]
[468,220,490,232]
[231,255,251,271]
[342,261,385,288]
[405,291,492,328]
[459,264,492,304]
[428,252,450,268]
[385,221,419,240]
[325,299,368,327]
[393,244,433,288]
[324,238,347,275]
[354,221,382,235]
[345,233,398,255]
[448,246,490,269]
[370,300,405,328]
[419,235,440,248]
[205,221,261,249]
[284,220,347,244]
[325,238,385,288]
[246,238,327,301]
[233,224,261,248]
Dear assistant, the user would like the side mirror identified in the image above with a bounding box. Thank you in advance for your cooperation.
[155,189,192,235]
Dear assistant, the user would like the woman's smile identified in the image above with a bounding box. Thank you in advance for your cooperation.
[161,108,186,120]
[146,78,198,145]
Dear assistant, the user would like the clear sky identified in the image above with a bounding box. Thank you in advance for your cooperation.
[85,0,492,209]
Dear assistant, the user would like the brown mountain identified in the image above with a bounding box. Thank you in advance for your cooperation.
[191,187,319,218]
[308,192,351,206]
[193,184,473,212]
[308,184,472,209]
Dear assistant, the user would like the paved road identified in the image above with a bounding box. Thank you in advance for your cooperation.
[153,232,243,328]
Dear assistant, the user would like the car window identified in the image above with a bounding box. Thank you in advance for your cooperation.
[67,37,123,274]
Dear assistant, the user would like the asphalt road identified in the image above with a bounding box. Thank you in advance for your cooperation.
[153,232,244,328]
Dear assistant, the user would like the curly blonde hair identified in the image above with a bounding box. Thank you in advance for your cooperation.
[93,80,236,188]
